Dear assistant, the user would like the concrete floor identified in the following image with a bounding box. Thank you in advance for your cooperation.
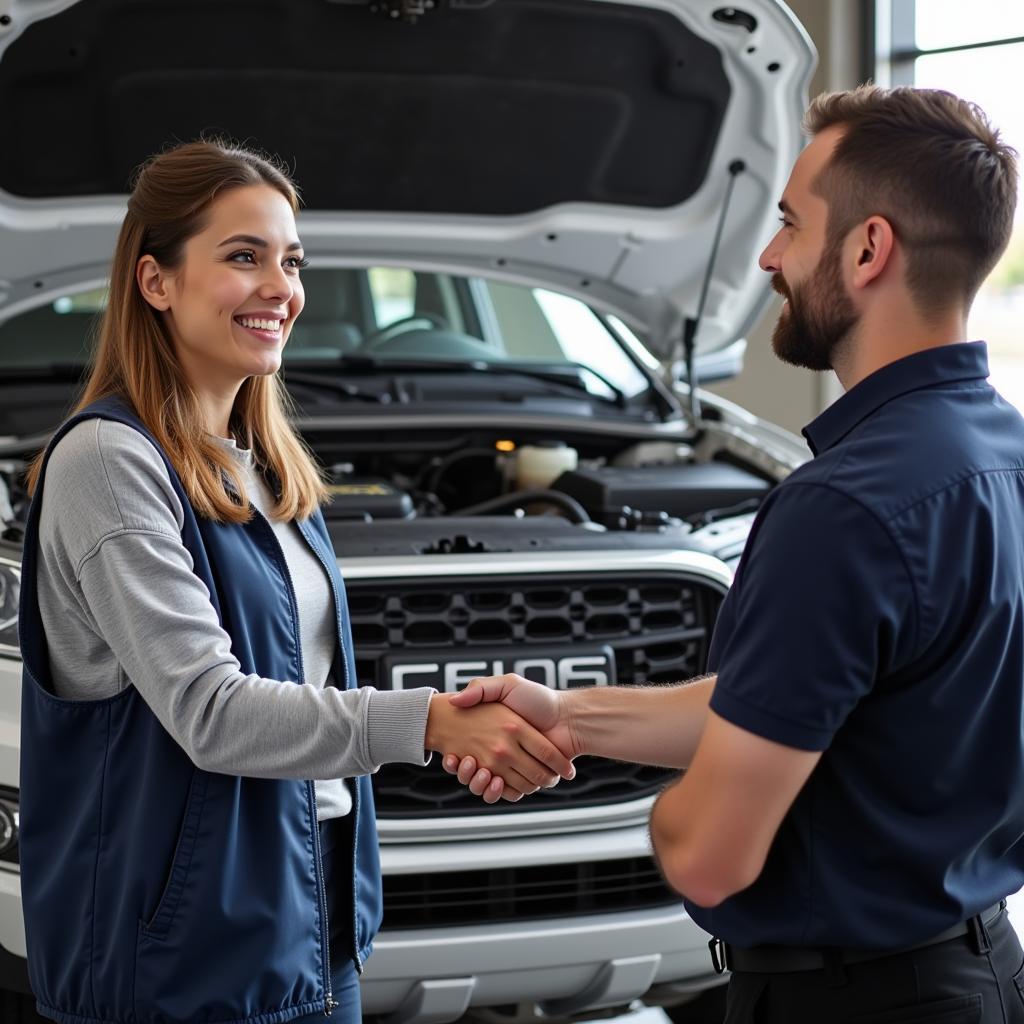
[604,1010,669,1024]
[604,1009,670,1024]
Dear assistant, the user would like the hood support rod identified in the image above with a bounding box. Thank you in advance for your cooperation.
[677,158,746,428]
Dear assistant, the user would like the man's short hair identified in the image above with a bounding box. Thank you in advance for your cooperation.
[805,85,1018,320]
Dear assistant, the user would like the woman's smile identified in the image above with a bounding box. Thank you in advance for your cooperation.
[233,311,288,343]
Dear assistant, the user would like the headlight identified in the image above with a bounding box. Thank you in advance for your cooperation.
[0,558,19,657]
[0,789,20,865]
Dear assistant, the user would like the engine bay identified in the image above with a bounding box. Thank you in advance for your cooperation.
[1,421,771,568]
[304,428,770,566]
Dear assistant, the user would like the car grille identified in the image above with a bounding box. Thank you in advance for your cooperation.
[347,570,724,816]
[382,855,679,929]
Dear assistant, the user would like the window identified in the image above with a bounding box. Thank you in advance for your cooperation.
[1,270,654,400]
[482,281,651,397]
[877,1,1024,410]
[367,267,416,328]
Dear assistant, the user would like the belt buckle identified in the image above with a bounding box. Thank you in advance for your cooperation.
[708,937,729,974]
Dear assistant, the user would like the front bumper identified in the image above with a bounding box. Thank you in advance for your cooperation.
[361,904,721,1024]
[364,819,723,1022]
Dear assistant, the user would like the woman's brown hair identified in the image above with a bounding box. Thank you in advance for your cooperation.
[25,139,328,522]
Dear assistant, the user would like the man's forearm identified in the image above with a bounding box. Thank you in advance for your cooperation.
[563,675,715,769]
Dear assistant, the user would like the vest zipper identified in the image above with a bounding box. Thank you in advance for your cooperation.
[299,522,364,975]
[254,510,334,1012]
[350,768,364,975]
[309,782,335,1014]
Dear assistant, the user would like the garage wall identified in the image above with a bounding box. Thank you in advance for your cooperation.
[708,0,865,434]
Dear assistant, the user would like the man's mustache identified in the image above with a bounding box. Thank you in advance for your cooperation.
[771,273,791,302]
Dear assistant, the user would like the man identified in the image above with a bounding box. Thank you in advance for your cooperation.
[443,85,1024,1022]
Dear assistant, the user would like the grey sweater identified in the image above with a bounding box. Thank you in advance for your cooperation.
[36,419,432,818]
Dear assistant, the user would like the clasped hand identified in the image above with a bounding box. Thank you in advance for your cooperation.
[427,674,580,803]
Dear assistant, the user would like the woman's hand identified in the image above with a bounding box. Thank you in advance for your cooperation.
[426,691,575,803]
[441,674,581,802]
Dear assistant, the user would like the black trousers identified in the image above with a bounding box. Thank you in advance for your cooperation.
[724,906,1024,1023]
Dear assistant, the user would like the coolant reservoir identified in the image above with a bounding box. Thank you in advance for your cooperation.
[515,442,578,491]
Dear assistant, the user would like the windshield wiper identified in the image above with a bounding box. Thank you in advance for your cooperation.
[335,355,627,408]
[536,361,628,409]
[280,370,393,404]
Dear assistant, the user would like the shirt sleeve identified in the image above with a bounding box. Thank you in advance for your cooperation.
[708,481,918,751]
[41,418,432,779]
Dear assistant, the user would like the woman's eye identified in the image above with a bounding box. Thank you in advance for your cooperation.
[228,249,258,264]
[285,256,310,271]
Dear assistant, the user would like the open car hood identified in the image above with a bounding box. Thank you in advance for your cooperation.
[0,0,815,359]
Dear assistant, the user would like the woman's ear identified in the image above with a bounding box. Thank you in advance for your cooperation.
[136,255,172,311]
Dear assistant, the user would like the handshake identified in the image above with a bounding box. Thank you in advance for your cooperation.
[424,671,711,802]
[424,673,581,804]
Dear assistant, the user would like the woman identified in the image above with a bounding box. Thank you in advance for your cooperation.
[17,140,573,1024]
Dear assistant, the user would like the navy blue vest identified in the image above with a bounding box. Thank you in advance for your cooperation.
[19,398,382,1024]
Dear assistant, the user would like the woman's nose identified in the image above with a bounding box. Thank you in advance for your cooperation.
[258,263,292,300]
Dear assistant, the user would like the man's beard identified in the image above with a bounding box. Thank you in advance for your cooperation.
[771,236,858,371]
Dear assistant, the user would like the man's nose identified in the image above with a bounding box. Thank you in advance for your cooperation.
[759,231,784,273]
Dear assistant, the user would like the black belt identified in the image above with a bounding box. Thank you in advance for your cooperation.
[711,901,1005,975]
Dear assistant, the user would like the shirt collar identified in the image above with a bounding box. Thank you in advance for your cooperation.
[802,341,990,456]
[208,433,254,468]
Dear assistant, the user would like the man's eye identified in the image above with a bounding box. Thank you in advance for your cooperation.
[778,217,794,229]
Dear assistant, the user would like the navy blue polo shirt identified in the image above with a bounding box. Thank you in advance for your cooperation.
[685,342,1024,950]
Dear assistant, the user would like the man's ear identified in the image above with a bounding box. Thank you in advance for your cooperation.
[136,255,173,312]
[850,216,895,290]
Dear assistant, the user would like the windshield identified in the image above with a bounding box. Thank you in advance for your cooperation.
[0,267,654,401]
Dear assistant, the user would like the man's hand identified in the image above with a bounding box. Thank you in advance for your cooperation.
[426,691,575,804]
[441,674,580,801]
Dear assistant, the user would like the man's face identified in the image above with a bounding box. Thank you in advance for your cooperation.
[759,127,859,371]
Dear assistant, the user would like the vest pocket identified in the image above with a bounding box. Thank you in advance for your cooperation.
[132,777,326,1023]
[138,769,208,939]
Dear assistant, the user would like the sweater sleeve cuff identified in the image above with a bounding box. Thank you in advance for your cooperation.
[365,687,434,768]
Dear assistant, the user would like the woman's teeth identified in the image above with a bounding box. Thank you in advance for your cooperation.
[237,316,282,331]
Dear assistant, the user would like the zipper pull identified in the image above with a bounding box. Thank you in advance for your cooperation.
[324,994,338,1017]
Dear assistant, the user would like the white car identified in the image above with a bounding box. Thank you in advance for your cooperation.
[0,0,815,1020]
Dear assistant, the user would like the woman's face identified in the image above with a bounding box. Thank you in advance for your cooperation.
[143,184,306,396]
